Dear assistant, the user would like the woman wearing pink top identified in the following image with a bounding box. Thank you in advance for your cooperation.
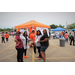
[1,32,5,43]
[12,32,14,37]
[64,32,69,42]
[14,31,23,62]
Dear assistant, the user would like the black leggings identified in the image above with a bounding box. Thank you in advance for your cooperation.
[2,37,5,43]
[37,47,42,58]
[23,48,27,56]
[33,43,36,54]
[70,36,74,45]
[16,48,23,62]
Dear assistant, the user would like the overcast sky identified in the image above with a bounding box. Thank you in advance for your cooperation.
[0,12,75,28]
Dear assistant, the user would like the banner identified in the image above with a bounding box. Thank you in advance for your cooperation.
[20,29,25,34]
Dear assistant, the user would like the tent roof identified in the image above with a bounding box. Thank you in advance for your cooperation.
[71,28,75,31]
[52,27,66,31]
[14,20,50,29]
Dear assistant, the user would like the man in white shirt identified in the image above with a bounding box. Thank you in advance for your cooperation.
[70,30,74,45]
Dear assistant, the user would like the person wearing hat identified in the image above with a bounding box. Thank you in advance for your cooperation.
[14,31,23,62]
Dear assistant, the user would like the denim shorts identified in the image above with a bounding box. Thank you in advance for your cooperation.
[40,46,48,52]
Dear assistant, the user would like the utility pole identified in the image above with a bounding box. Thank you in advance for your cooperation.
[66,21,67,28]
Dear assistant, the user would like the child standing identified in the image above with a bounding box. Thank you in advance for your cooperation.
[5,32,9,42]
[64,32,69,42]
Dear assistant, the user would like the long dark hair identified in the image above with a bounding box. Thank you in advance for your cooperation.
[23,31,27,37]
[36,30,42,36]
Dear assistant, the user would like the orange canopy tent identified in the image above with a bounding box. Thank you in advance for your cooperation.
[14,20,50,29]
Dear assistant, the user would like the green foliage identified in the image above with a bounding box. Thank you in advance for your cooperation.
[67,23,75,29]
[50,24,64,29]
[59,24,64,28]
[0,28,15,32]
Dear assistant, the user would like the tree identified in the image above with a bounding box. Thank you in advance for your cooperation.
[67,23,75,29]
[0,28,12,31]
[50,24,64,29]
[50,24,58,29]
[59,24,64,28]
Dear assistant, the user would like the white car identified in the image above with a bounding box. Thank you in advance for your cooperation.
[51,33,54,36]
[51,32,59,36]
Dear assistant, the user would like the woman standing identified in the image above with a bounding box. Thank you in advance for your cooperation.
[1,32,5,43]
[35,30,42,59]
[38,29,49,62]
[14,31,23,62]
[20,31,29,59]
[64,32,69,42]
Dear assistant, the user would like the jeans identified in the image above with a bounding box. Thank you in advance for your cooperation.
[6,38,8,42]
[40,46,48,52]
[65,38,68,42]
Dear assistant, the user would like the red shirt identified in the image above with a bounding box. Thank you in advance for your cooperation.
[64,33,69,39]
[5,34,9,38]
[30,33,35,43]
[15,36,23,48]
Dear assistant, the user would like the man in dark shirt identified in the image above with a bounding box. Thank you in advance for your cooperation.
[38,29,49,62]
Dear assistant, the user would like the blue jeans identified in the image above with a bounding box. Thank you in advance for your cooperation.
[65,38,68,42]
[40,46,48,52]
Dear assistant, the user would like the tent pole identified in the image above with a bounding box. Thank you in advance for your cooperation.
[32,20,33,28]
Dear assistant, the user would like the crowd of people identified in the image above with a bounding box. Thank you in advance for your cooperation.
[62,30,75,46]
[1,28,75,62]
[1,31,15,43]
[53,30,75,45]
[14,29,49,62]
[1,32,9,43]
